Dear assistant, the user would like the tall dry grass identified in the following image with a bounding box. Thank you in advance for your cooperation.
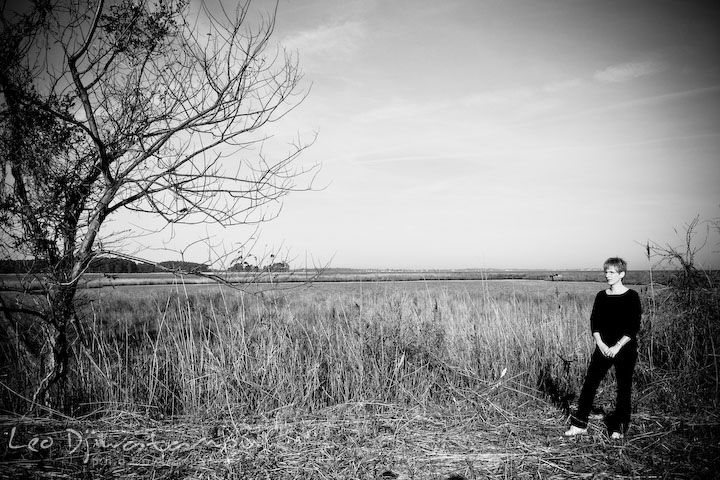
[634,276,720,411]
[61,281,597,417]
[2,278,717,417]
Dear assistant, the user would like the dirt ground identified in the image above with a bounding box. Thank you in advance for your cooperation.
[2,399,718,479]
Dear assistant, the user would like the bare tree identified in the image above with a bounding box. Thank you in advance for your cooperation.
[648,215,711,291]
[0,0,316,407]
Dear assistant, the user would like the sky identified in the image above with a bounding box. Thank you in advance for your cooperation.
[136,0,720,270]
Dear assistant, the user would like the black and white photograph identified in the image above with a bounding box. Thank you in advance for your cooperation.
[1,0,719,478]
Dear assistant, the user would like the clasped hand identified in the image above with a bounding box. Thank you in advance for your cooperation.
[600,344,621,358]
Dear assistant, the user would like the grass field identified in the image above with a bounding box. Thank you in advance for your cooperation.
[1,276,718,478]
[0,267,677,290]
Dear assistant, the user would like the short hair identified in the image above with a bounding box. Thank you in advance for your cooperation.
[603,257,627,274]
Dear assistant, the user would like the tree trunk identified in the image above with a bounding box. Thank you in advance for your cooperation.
[31,287,75,410]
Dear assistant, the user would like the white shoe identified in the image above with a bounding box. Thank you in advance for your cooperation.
[564,425,587,436]
[610,431,624,440]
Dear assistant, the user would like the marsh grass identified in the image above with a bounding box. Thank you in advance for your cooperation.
[4,278,715,417]
[2,278,718,478]
[40,281,601,419]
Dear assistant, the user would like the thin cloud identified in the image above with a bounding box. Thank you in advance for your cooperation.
[594,60,666,83]
[461,80,579,121]
[549,84,720,121]
[466,79,581,107]
[466,88,535,106]
[542,78,583,93]
[353,152,479,166]
[352,100,439,123]
[280,21,365,58]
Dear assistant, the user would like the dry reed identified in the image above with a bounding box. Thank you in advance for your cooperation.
[1,278,718,478]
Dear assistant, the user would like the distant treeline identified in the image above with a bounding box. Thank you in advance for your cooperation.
[0,258,210,274]
[0,258,291,274]
[228,261,290,272]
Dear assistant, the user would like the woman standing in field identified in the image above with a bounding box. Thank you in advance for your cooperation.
[564,257,642,439]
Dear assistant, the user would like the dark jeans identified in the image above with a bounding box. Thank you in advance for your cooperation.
[571,345,637,433]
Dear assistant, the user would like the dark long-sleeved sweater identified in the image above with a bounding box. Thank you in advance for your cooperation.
[590,289,642,346]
